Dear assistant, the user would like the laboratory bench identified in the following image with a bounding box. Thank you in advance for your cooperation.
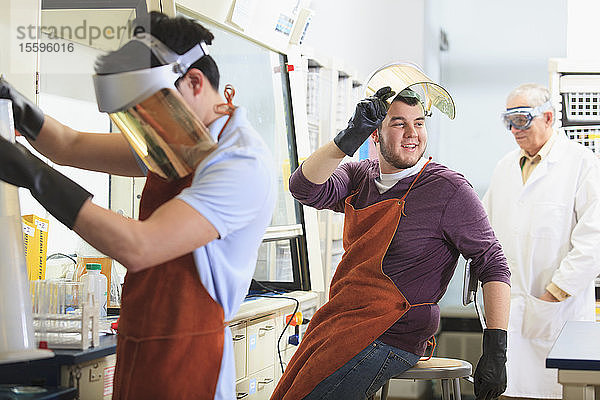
[0,335,117,399]
[0,335,117,387]
[0,385,77,400]
[230,291,320,400]
[0,291,321,400]
[546,320,600,400]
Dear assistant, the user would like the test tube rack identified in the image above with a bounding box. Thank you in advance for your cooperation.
[33,301,99,350]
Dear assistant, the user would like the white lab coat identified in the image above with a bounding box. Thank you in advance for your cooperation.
[483,133,600,398]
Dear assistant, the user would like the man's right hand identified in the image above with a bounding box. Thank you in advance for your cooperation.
[333,86,395,156]
[0,76,45,140]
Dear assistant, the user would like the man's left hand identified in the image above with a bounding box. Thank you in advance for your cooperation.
[474,328,507,400]
[0,135,91,229]
[333,86,395,156]
[538,290,559,302]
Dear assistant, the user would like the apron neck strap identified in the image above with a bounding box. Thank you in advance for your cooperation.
[399,157,432,216]
[214,84,236,141]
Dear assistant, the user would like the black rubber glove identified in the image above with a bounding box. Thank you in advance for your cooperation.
[0,136,91,229]
[0,76,45,140]
[333,86,395,156]
[474,329,507,400]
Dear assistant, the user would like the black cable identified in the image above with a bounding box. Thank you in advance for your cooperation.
[246,282,299,374]
[46,252,77,265]
[252,279,278,293]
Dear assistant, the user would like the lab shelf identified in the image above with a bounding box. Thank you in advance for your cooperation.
[550,58,600,155]
[560,125,600,154]
[0,335,117,387]
[0,385,77,400]
[563,91,600,122]
[48,335,117,366]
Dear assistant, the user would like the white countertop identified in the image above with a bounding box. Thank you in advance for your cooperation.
[232,290,320,323]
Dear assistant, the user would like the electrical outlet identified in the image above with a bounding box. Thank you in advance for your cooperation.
[89,363,102,382]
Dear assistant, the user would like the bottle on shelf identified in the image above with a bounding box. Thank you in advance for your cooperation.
[80,262,107,318]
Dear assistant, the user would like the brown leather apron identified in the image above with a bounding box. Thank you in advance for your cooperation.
[113,172,225,400]
[271,163,431,400]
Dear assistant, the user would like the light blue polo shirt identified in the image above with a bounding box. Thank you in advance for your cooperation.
[176,107,276,399]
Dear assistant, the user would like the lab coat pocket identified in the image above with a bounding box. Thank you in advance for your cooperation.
[529,202,569,239]
[521,294,566,341]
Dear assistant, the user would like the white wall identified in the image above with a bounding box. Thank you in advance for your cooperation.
[303,0,567,195]
[0,0,39,99]
[436,0,568,196]
[433,0,567,311]
[567,0,600,59]
[302,0,425,82]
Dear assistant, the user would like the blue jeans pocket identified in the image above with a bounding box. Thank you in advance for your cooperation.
[365,348,419,397]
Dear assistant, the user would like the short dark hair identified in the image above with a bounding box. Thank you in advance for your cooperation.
[376,88,424,132]
[391,88,421,107]
[95,11,219,91]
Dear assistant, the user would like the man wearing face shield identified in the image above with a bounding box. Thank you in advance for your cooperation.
[271,63,511,400]
[483,83,600,399]
[0,11,275,400]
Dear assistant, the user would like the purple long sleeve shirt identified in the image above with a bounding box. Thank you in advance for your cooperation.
[290,159,510,356]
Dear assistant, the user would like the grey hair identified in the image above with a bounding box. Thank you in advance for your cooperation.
[507,83,555,115]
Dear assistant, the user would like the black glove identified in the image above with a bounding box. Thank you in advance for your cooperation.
[333,86,395,156]
[474,329,507,400]
[0,136,91,229]
[0,76,45,140]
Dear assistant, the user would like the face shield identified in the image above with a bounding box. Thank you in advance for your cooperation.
[365,62,455,120]
[93,33,215,181]
[501,100,552,131]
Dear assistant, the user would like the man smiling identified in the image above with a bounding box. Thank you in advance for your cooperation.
[271,79,511,400]
[376,92,426,171]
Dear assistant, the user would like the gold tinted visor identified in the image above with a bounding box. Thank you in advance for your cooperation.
[109,88,217,181]
[365,62,455,119]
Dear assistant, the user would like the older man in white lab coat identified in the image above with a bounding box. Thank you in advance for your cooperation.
[483,83,600,399]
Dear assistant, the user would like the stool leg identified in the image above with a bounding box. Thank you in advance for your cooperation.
[452,378,462,400]
[381,381,389,400]
[441,379,452,400]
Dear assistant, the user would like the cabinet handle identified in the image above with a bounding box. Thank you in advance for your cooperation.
[236,393,248,399]
[233,334,245,341]
[258,377,274,388]
[258,325,275,336]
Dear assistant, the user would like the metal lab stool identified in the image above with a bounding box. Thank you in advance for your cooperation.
[379,357,472,400]
[377,259,485,400]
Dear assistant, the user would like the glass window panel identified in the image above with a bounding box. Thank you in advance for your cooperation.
[186,16,299,227]
[178,13,309,291]
[254,239,294,283]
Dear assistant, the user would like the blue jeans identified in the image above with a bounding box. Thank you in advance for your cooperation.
[302,339,420,400]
